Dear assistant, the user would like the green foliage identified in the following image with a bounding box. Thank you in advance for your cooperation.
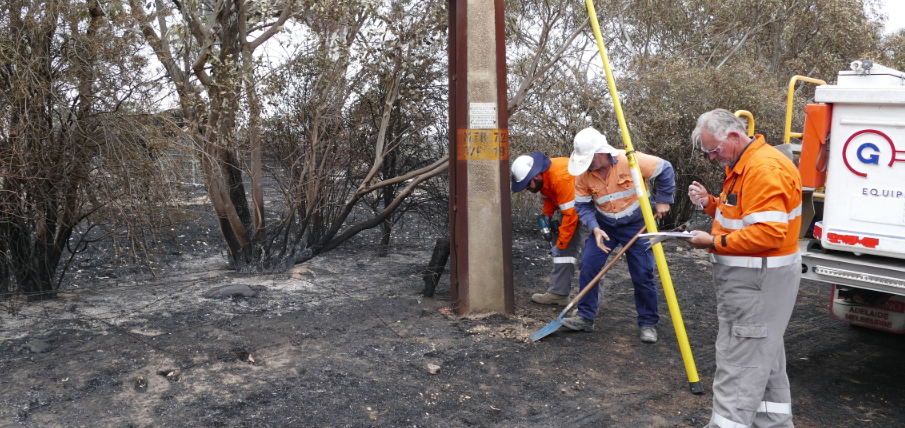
[507,0,892,230]
[875,29,905,72]
[621,59,787,226]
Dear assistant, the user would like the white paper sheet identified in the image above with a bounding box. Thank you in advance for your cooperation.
[638,231,694,246]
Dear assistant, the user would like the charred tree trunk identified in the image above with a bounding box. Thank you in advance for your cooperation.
[376,147,398,258]
[421,237,450,297]
[0,183,77,299]
[5,217,61,300]
[0,254,9,299]
[0,187,11,299]
[377,220,392,257]
[376,171,396,257]
[226,152,252,232]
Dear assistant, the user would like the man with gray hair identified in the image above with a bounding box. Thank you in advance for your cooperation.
[683,109,802,428]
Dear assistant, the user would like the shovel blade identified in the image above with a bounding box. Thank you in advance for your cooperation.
[530,312,566,342]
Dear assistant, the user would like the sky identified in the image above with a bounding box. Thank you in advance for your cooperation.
[881,0,905,33]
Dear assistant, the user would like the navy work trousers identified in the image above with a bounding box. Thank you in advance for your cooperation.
[576,219,659,327]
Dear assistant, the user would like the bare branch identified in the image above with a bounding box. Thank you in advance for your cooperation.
[130,0,192,95]
[360,155,449,194]
[249,3,292,51]
[317,161,448,255]
[508,17,590,116]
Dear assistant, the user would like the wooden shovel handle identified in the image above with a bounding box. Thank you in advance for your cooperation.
[565,225,648,309]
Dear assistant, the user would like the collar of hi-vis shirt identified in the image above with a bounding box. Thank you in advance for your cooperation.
[727,135,764,175]
[539,158,573,203]
[540,168,557,201]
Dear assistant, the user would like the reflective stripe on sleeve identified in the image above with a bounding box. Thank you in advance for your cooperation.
[552,257,577,264]
[558,200,575,211]
[744,211,791,224]
[710,411,750,428]
[596,200,640,219]
[716,203,804,230]
[715,210,744,229]
[594,188,635,204]
[650,158,665,179]
[709,252,801,268]
[756,401,792,415]
[576,195,592,203]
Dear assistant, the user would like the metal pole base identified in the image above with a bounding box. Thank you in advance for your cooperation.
[689,381,704,395]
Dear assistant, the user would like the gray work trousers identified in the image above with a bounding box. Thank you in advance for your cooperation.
[706,260,800,428]
[547,222,590,296]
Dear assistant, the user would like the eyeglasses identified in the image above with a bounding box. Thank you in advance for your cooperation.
[700,140,724,155]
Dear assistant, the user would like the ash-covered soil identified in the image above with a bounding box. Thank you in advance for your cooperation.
[2,206,905,427]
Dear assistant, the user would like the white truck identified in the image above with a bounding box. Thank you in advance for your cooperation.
[796,61,905,333]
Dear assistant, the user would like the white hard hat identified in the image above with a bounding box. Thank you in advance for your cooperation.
[568,127,619,176]
[511,155,534,182]
[510,152,551,192]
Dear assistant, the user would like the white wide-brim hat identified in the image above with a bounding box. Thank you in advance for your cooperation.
[568,127,619,176]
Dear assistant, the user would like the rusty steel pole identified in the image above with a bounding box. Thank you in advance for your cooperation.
[448,0,513,315]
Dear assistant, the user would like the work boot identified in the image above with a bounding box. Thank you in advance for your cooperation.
[640,326,658,343]
[561,315,594,332]
[531,292,569,306]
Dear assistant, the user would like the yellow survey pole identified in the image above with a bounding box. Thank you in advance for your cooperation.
[585,0,702,394]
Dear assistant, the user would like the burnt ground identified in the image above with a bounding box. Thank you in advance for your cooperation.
[2,209,905,427]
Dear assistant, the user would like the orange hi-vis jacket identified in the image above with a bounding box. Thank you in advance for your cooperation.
[574,151,673,228]
[540,158,579,250]
[704,135,803,268]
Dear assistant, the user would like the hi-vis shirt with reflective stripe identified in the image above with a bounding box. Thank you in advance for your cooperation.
[540,158,579,250]
[704,136,803,268]
[574,151,675,229]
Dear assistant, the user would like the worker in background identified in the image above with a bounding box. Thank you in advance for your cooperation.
[683,109,802,428]
[511,152,589,306]
[563,127,675,343]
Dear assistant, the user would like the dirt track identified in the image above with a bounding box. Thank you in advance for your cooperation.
[2,233,905,427]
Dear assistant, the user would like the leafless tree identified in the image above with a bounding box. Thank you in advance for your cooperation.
[261,0,450,263]
[1,0,893,297]
[130,0,450,270]
[0,0,185,298]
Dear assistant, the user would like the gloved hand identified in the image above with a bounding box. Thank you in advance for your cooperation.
[549,245,565,257]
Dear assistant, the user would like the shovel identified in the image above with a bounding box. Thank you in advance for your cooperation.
[530,225,647,342]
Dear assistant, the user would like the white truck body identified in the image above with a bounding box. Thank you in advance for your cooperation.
[801,63,905,333]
